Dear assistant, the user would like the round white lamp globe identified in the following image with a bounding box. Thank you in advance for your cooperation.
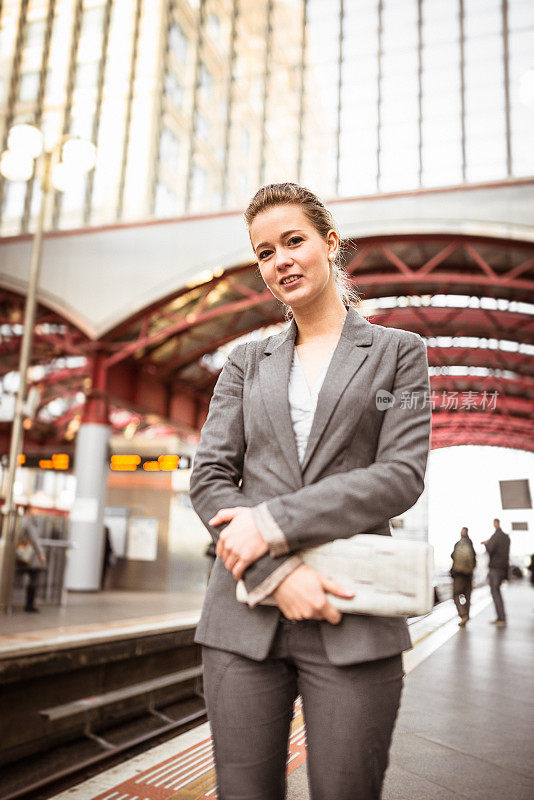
[0,149,33,181]
[62,138,97,173]
[7,124,44,159]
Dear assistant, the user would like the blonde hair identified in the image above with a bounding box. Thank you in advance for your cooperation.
[244,182,361,320]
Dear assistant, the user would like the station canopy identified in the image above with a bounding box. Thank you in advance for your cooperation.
[1,228,533,456]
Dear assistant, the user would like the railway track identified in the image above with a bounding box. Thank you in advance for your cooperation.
[0,625,204,800]
[1,694,206,800]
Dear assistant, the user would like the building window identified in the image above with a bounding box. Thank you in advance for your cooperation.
[199,63,212,96]
[463,1,507,181]
[237,169,249,195]
[240,128,250,155]
[3,181,26,220]
[196,113,210,140]
[75,60,100,89]
[509,7,534,176]
[77,5,106,62]
[165,72,184,109]
[18,71,40,103]
[155,182,177,217]
[159,128,180,171]
[70,112,94,140]
[191,164,207,202]
[61,182,86,213]
[24,18,46,50]
[169,22,188,63]
[207,13,221,39]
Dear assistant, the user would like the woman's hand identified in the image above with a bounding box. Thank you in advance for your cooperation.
[210,507,269,580]
[272,564,355,625]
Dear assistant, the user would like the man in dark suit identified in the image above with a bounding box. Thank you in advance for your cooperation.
[482,518,511,627]
[450,526,476,627]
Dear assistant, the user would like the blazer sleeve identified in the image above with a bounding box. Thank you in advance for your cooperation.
[254,332,432,552]
[188,341,302,599]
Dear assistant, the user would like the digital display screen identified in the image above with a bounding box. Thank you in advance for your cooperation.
[15,453,191,471]
[499,479,532,510]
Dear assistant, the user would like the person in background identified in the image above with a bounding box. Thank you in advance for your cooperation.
[528,553,534,587]
[15,506,46,613]
[101,525,115,590]
[482,518,511,627]
[450,526,476,627]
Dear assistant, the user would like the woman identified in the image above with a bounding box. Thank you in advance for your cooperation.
[189,183,432,800]
[16,506,47,613]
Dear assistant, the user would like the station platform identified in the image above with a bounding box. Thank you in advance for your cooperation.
[44,582,534,800]
[0,590,204,658]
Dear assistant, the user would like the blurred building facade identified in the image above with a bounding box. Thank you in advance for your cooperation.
[1,0,533,236]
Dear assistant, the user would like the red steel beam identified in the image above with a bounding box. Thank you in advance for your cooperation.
[430,415,534,451]
[368,307,534,343]
[28,365,89,387]
[104,290,272,368]
[344,236,534,297]
[418,242,460,276]
[428,381,532,417]
[430,373,534,395]
[430,411,532,433]
[343,231,534,254]
[144,322,285,375]
[431,431,534,452]
[349,271,533,295]
[102,261,255,341]
[426,347,533,377]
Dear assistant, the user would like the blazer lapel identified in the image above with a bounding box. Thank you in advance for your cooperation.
[259,316,303,488]
[259,305,373,487]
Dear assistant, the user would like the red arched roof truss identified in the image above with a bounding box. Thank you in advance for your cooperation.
[2,233,533,453]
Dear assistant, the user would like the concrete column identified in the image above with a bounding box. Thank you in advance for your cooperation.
[66,351,110,591]
[66,422,110,590]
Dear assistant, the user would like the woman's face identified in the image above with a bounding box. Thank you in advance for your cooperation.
[249,204,338,310]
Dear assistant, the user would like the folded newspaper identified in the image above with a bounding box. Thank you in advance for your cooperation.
[236,534,434,617]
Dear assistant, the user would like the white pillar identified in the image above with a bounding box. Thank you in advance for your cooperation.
[66,422,110,590]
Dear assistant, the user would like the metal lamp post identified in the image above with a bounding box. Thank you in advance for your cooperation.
[0,125,96,613]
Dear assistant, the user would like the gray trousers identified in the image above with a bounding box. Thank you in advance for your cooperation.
[453,573,473,618]
[201,619,404,800]
[489,568,507,621]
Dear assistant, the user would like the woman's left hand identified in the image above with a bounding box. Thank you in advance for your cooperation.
[209,507,269,580]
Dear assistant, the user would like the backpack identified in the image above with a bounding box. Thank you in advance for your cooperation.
[453,539,475,574]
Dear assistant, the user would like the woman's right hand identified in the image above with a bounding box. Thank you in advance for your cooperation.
[271,564,355,625]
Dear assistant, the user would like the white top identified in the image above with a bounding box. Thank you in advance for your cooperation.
[288,315,347,465]
[246,315,349,599]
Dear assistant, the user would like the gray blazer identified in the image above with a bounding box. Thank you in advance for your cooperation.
[189,305,432,665]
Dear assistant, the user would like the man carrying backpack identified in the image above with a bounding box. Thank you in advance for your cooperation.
[450,526,477,627]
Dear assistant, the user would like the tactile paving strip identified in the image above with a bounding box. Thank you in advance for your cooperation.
[89,697,306,800]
